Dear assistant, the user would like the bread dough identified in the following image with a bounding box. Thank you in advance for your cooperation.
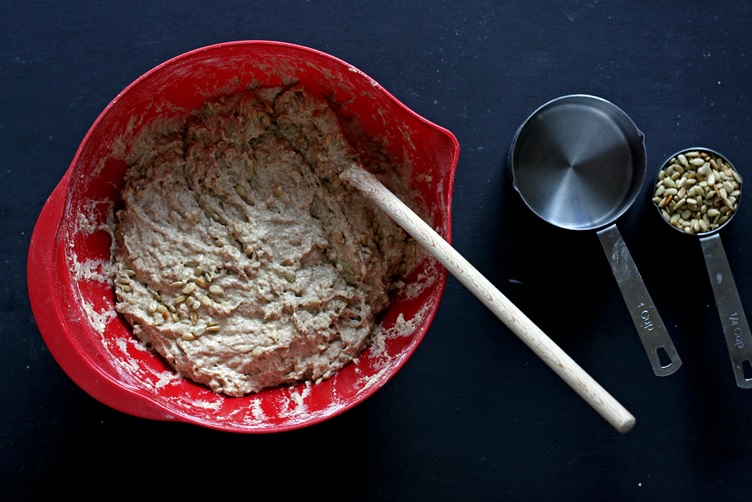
[112,85,420,396]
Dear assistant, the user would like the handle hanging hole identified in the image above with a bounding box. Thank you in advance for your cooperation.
[742,360,752,381]
[657,347,673,368]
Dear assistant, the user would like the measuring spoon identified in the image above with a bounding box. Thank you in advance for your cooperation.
[510,95,682,377]
[653,147,752,388]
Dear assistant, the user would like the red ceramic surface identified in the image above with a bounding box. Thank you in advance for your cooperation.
[27,41,459,432]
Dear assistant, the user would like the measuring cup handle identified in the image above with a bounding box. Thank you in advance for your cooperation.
[700,234,752,388]
[596,224,682,376]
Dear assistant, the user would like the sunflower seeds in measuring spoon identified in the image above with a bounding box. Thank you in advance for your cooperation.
[653,147,752,388]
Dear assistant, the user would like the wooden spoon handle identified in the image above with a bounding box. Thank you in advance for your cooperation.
[342,165,636,433]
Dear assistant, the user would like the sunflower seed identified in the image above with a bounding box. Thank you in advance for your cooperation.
[654,149,742,235]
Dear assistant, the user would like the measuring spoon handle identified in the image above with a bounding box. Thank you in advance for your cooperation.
[700,234,752,388]
[597,224,682,376]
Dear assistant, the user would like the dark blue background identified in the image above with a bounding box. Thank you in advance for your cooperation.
[4,1,752,500]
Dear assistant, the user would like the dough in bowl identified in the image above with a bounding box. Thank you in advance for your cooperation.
[112,85,421,396]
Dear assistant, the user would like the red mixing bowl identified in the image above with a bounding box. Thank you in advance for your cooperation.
[27,41,459,432]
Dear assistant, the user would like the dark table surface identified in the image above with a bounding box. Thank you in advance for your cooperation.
[5,1,752,500]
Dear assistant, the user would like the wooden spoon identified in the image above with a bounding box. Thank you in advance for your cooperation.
[341,164,636,433]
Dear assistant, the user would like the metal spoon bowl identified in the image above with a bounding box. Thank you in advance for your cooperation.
[511,95,645,231]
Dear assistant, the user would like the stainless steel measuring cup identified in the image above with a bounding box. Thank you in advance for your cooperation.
[510,95,682,377]
[653,147,752,388]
